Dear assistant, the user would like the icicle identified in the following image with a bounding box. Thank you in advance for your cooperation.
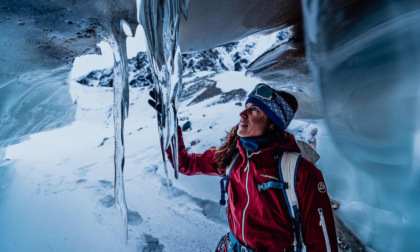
[109,20,130,241]
[140,0,187,184]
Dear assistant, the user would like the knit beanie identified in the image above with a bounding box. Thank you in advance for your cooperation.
[246,84,298,130]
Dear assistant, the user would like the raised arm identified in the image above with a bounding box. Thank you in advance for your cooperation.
[166,126,222,176]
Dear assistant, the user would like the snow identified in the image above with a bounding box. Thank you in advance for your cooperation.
[1,70,280,251]
[1,63,325,250]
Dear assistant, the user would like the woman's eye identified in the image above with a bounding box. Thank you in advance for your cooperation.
[252,107,259,112]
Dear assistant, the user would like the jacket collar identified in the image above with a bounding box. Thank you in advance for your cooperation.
[237,133,301,160]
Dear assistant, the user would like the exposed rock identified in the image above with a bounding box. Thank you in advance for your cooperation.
[188,81,222,106]
[191,140,199,146]
[334,215,367,252]
[216,89,247,105]
[128,52,154,87]
[182,121,192,132]
[77,68,114,87]
[75,40,257,88]
[296,140,320,164]
[331,198,341,210]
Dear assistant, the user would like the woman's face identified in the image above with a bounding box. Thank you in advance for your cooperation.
[237,103,268,138]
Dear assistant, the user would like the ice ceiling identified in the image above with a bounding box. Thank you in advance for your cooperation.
[1,0,420,250]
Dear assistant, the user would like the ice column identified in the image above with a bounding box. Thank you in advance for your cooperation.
[109,20,131,240]
[140,0,188,184]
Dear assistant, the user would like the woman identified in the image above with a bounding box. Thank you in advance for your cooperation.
[151,83,338,252]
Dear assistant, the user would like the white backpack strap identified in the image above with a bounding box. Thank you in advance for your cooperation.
[279,151,304,251]
[280,152,302,217]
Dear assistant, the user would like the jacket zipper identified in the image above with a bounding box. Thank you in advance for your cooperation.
[318,208,331,252]
[241,150,260,247]
[241,152,251,246]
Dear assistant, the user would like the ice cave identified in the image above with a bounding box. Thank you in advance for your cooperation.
[0,0,419,251]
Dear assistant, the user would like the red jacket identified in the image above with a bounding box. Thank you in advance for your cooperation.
[167,127,338,252]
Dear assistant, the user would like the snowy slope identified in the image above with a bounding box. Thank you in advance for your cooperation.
[1,69,322,251]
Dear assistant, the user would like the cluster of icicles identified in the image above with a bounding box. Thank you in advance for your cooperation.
[108,0,189,241]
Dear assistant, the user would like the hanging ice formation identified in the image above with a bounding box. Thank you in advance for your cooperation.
[109,20,132,241]
[140,0,188,185]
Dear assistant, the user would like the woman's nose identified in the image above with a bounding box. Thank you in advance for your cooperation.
[239,109,247,118]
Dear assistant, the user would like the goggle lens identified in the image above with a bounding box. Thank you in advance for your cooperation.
[251,84,274,99]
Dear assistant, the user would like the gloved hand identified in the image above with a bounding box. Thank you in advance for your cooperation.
[148,89,162,114]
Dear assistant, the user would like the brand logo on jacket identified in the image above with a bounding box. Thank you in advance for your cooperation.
[260,174,280,181]
[318,182,327,193]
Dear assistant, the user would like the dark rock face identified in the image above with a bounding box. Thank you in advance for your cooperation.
[77,68,114,87]
[181,121,192,132]
[182,42,245,74]
[128,52,154,87]
[76,41,254,87]
[77,52,153,87]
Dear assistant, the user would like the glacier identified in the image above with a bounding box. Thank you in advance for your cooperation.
[302,1,420,250]
[1,0,420,251]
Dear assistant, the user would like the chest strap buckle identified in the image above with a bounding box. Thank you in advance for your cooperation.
[257,181,288,192]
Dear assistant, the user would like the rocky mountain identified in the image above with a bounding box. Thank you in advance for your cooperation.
[76,30,289,88]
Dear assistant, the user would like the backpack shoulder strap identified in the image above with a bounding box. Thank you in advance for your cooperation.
[219,153,240,206]
[279,151,303,251]
[279,152,302,216]
[226,153,240,179]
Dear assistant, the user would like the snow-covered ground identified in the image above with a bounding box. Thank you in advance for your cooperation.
[1,67,322,251]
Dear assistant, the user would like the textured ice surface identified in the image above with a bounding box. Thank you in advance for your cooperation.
[140,0,187,181]
[303,0,420,250]
[109,20,131,241]
[0,0,137,160]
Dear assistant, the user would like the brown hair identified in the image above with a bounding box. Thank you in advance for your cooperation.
[215,118,291,174]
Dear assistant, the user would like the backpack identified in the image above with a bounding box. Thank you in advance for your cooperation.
[219,151,304,252]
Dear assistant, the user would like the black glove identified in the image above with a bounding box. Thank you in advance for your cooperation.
[148,89,162,114]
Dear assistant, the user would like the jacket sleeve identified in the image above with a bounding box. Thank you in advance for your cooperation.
[296,158,338,252]
[166,126,222,176]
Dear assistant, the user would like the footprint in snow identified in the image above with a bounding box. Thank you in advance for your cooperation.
[98,195,143,225]
[98,180,113,189]
[158,183,227,224]
[137,234,164,252]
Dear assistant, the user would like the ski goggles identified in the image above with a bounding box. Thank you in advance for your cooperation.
[247,83,295,130]
[249,83,277,100]
[249,83,285,108]
[249,83,287,116]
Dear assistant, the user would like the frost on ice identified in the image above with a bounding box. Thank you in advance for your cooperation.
[109,20,132,240]
[140,0,187,185]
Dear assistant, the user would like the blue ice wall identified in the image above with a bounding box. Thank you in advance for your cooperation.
[302,0,420,250]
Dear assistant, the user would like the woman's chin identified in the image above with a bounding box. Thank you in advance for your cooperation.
[237,129,247,138]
